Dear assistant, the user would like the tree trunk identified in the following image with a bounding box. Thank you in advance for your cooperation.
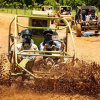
[16,3,18,14]
[56,0,59,3]
[11,0,14,13]
[62,0,63,5]
[31,0,35,14]
[7,7,8,13]
[87,0,88,5]
[22,0,26,15]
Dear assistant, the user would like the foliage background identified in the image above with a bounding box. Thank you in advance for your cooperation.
[0,0,100,10]
[0,0,100,18]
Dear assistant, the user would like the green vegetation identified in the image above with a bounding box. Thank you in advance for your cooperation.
[0,8,100,19]
[0,0,100,18]
[0,0,100,10]
[0,8,33,15]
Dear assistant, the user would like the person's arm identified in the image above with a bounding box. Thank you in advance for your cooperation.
[17,43,23,62]
[40,42,44,51]
[44,44,49,51]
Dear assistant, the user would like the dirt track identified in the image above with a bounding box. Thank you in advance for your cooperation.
[0,13,100,100]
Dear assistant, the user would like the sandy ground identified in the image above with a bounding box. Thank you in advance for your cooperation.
[0,13,100,100]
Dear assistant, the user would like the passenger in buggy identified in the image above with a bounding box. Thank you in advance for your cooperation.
[61,8,70,15]
[39,30,65,66]
[88,9,98,25]
[86,9,92,21]
[16,29,39,62]
[89,9,98,21]
[40,29,65,52]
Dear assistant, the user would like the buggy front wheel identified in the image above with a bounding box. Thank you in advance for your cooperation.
[76,24,81,37]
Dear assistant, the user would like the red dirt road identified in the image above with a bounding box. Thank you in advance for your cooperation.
[0,13,100,100]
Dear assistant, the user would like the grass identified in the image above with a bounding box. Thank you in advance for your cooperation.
[0,8,32,15]
[0,8,100,18]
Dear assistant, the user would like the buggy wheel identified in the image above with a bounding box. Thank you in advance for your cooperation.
[97,20,100,30]
[76,24,81,37]
[0,54,11,81]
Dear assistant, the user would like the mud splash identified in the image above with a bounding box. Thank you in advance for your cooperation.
[57,61,100,95]
[0,59,100,99]
[0,59,100,94]
[32,60,100,95]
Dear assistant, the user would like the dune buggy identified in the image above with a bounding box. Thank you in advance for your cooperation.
[0,15,76,86]
[74,6,100,37]
[56,6,74,27]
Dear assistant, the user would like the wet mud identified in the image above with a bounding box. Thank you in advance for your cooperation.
[1,59,100,100]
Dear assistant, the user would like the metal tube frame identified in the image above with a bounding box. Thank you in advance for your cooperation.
[9,15,76,78]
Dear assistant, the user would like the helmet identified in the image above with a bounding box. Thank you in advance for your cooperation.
[21,29,32,48]
[43,30,53,36]
[43,30,53,46]
[21,29,32,38]
[91,9,95,14]
[82,10,86,15]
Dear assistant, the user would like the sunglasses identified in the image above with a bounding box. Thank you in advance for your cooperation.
[45,34,52,37]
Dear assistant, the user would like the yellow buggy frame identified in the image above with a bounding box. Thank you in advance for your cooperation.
[0,15,76,81]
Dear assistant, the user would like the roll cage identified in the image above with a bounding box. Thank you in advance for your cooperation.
[8,15,76,79]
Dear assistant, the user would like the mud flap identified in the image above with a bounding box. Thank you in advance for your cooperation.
[18,59,35,78]
[19,58,29,68]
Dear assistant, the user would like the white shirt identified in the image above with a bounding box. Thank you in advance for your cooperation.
[11,43,38,60]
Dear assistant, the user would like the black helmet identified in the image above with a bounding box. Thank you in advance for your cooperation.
[21,29,32,38]
[43,30,53,36]
[91,9,95,13]
[82,10,86,14]
[21,29,32,49]
[43,30,53,46]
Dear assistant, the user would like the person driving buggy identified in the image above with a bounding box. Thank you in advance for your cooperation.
[89,9,98,21]
[39,29,65,64]
[17,29,39,62]
[40,29,65,52]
